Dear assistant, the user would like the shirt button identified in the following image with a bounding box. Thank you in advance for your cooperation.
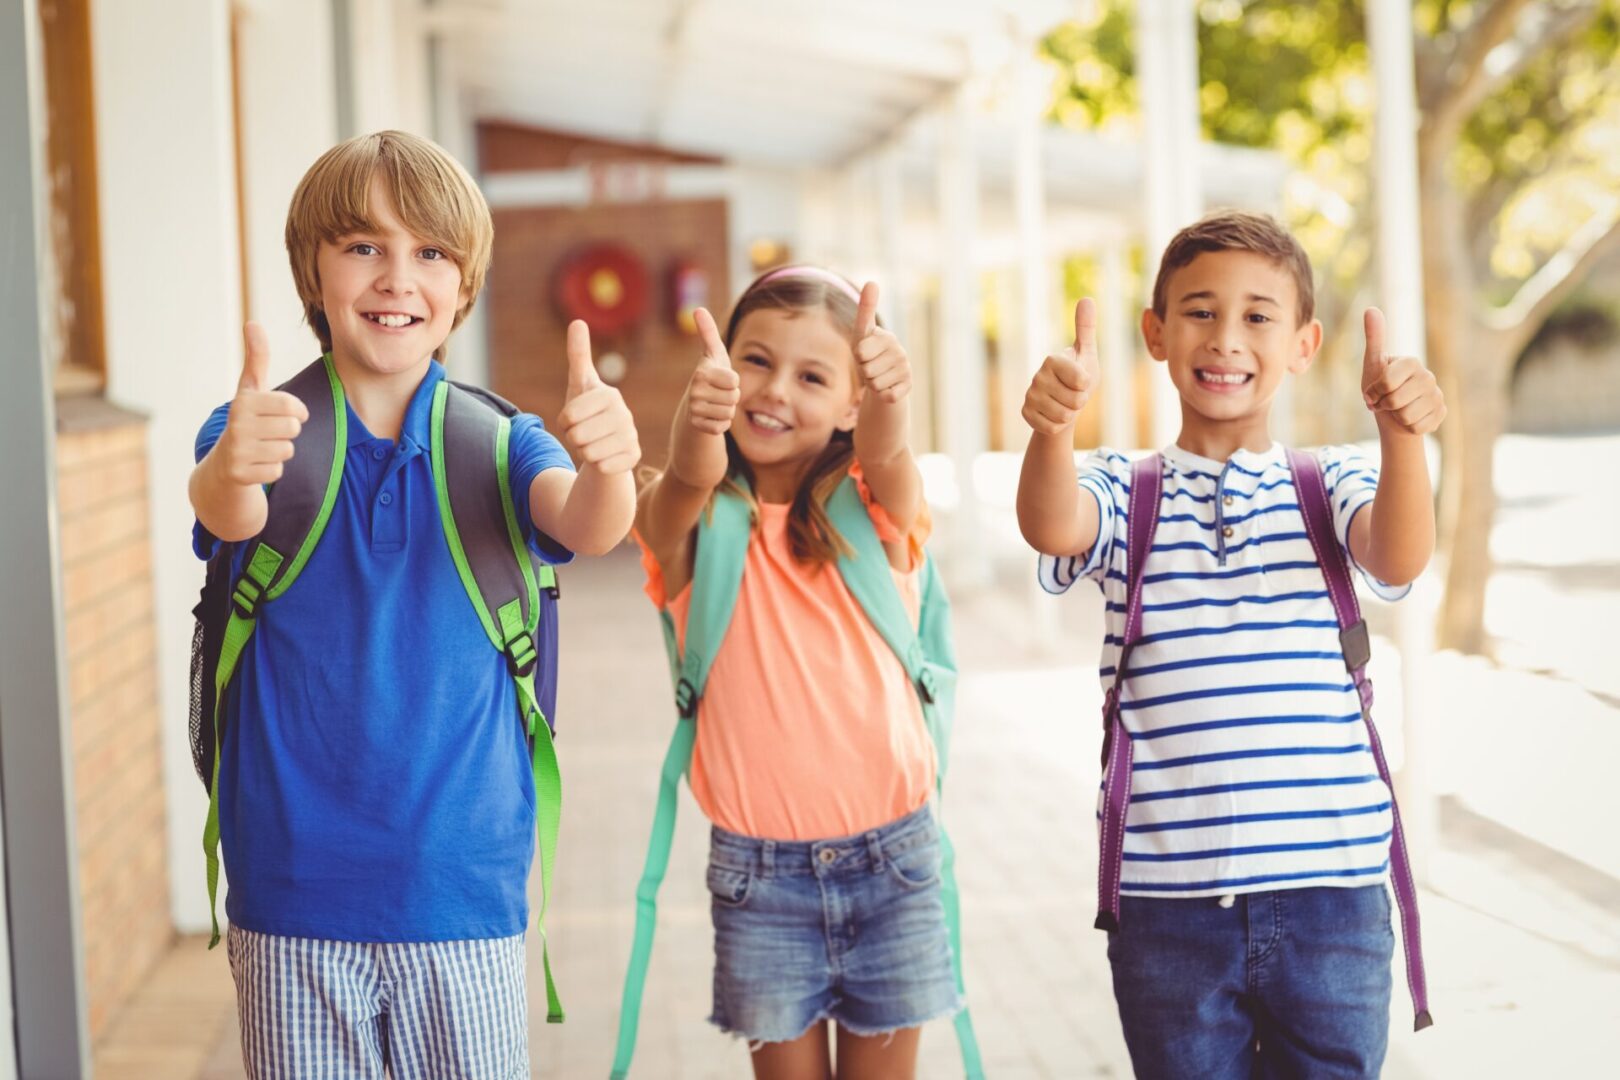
[1222,525,1234,538]
[380,491,394,507]
[1223,495,1233,507]
[818,849,838,865]
[372,447,386,461]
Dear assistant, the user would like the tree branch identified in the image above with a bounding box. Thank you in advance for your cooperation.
[1449,2,1599,124]
[1429,0,1538,134]
[1486,199,1620,357]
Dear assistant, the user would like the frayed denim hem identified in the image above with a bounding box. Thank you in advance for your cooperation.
[707,993,965,1049]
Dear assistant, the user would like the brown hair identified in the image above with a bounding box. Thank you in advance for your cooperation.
[284,130,494,361]
[719,268,868,566]
[1151,210,1315,325]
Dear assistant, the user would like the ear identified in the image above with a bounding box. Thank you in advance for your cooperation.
[1289,317,1324,375]
[1141,308,1168,361]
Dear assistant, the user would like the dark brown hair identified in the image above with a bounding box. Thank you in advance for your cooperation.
[1151,210,1315,325]
[718,268,869,566]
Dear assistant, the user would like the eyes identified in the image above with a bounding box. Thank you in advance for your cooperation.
[344,241,450,263]
[1184,308,1274,325]
[742,353,830,386]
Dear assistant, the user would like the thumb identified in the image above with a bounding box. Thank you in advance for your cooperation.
[1074,297,1098,360]
[240,321,270,393]
[565,320,600,398]
[694,307,729,367]
[1361,307,1387,391]
[854,281,879,340]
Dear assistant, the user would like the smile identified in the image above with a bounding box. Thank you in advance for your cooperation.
[1196,370,1253,387]
[747,412,791,433]
[364,313,422,328]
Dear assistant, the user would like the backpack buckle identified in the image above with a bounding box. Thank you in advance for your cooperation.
[231,578,262,620]
[915,669,937,705]
[504,631,538,678]
[674,678,698,718]
[1340,621,1372,671]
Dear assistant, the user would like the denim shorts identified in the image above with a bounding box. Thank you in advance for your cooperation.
[1107,885,1395,1079]
[705,802,964,1043]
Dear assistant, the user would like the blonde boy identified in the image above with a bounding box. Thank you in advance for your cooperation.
[1018,211,1441,1078]
[189,131,638,1078]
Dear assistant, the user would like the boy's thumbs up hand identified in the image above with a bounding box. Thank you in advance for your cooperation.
[559,319,641,475]
[218,321,309,487]
[685,307,741,435]
[1360,307,1446,436]
[1023,298,1098,436]
[851,281,911,405]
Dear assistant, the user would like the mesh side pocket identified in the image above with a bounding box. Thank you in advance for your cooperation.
[188,615,213,787]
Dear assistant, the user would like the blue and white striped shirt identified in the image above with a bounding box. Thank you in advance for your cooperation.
[1041,443,1408,898]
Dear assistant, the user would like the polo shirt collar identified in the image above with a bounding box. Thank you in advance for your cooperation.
[1161,440,1287,477]
[340,358,447,453]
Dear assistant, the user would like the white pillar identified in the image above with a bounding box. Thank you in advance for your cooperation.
[1099,240,1134,448]
[936,86,988,586]
[1137,0,1203,448]
[1368,0,1436,884]
[875,142,910,349]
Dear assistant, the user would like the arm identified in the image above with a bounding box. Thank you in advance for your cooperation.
[633,308,740,594]
[189,323,308,543]
[849,283,923,535]
[529,320,640,556]
[1348,308,1444,586]
[1016,298,1101,557]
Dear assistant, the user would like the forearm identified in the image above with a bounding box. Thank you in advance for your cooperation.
[1358,424,1435,585]
[1017,432,1094,556]
[666,393,729,492]
[854,394,922,526]
[188,450,268,543]
[551,465,636,556]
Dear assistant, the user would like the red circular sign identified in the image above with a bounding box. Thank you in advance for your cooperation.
[553,242,650,335]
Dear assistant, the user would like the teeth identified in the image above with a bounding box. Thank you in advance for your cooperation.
[1199,371,1248,385]
[370,313,414,328]
[749,412,788,431]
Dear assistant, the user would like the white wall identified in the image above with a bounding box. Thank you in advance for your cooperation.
[91,0,245,933]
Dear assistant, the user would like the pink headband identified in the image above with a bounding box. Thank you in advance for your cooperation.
[756,265,861,303]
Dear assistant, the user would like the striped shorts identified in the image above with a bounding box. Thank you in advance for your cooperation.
[226,925,530,1079]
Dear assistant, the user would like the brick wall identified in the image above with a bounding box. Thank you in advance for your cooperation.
[481,125,732,470]
[55,397,174,1041]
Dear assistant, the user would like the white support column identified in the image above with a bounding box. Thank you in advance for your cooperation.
[875,142,910,349]
[1368,0,1436,884]
[1136,0,1202,448]
[1099,240,1134,448]
[936,85,988,586]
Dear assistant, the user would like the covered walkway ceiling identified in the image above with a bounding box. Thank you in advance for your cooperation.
[434,0,1078,167]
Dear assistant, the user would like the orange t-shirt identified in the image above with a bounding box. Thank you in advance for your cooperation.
[636,467,936,841]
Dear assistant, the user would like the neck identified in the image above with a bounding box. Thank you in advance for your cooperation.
[1174,408,1275,462]
[748,454,821,504]
[330,351,431,443]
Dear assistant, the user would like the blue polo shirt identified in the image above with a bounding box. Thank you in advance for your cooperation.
[193,361,574,942]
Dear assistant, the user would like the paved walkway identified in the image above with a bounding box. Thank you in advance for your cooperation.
[98,539,1619,1077]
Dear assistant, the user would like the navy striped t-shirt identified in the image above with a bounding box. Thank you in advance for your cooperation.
[1040,443,1408,898]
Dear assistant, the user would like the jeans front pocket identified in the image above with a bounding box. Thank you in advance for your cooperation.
[885,839,942,891]
[706,864,754,909]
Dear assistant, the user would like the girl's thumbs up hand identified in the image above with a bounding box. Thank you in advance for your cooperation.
[851,282,911,405]
[1023,298,1097,436]
[685,307,741,435]
[219,321,309,487]
[1360,307,1446,436]
[560,319,641,475]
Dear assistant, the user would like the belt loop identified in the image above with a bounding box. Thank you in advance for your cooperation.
[865,830,884,873]
[762,840,775,880]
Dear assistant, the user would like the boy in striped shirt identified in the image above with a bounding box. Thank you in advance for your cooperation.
[1017,211,1444,1079]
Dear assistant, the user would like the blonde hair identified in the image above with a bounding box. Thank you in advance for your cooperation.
[284,130,493,361]
[718,267,868,566]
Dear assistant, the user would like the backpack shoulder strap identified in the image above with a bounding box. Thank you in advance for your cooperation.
[1284,448,1369,666]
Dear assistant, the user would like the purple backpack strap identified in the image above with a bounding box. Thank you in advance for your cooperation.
[1286,448,1434,1032]
[1095,454,1162,933]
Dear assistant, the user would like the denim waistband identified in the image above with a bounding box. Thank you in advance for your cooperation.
[709,802,937,877]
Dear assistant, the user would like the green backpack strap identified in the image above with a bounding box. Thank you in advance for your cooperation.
[825,476,983,1080]
[202,355,346,948]
[430,380,566,1023]
[611,489,752,1079]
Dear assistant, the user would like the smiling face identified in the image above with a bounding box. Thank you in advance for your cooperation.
[314,174,466,381]
[1142,249,1322,453]
[727,306,861,486]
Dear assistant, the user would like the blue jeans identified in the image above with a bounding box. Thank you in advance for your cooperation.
[706,803,963,1042]
[1107,886,1393,1080]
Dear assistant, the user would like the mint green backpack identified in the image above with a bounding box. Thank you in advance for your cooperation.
[610,474,982,1079]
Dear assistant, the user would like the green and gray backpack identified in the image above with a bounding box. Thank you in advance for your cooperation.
[610,473,983,1078]
[186,354,568,1022]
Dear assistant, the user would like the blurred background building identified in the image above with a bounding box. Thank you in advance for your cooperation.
[3,1,1617,1077]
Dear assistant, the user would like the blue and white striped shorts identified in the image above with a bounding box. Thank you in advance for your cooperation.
[226,925,529,1079]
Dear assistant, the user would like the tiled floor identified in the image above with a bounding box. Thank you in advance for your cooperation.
[93,546,1620,1077]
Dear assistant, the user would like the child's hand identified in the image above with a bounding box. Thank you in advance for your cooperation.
[852,282,911,404]
[1022,298,1098,435]
[686,308,741,435]
[216,322,310,487]
[1361,307,1445,436]
[560,320,641,475]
